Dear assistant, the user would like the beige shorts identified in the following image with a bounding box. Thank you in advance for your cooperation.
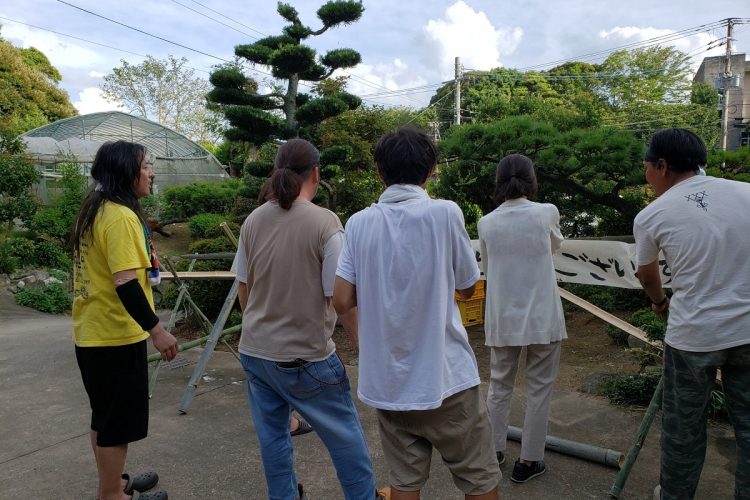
[376,386,500,495]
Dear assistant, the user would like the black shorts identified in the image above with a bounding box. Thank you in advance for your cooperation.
[75,340,149,447]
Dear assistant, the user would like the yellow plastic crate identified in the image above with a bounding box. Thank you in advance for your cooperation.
[455,280,485,326]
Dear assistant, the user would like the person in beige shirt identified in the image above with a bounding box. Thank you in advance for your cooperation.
[231,138,377,500]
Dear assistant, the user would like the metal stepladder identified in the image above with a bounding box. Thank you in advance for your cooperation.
[147,223,243,414]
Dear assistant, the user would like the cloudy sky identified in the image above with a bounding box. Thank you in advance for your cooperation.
[1,0,747,114]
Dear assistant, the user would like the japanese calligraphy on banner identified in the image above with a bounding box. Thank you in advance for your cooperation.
[471,239,672,289]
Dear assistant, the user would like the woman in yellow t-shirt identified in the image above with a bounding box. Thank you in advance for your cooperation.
[71,140,177,500]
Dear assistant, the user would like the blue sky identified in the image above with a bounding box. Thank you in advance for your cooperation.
[1,0,748,113]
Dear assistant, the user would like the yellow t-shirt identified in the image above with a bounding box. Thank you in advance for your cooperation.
[72,202,153,347]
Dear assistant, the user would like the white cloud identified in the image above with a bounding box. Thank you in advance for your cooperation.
[2,24,104,69]
[422,1,523,78]
[336,59,430,107]
[88,70,107,78]
[599,27,724,67]
[73,87,122,115]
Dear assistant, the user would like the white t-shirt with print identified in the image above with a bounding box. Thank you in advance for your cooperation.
[634,175,750,352]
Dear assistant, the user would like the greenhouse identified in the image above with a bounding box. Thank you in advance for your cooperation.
[20,111,228,203]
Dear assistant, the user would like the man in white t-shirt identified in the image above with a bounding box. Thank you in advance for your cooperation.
[334,126,499,500]
[633,128,750,500]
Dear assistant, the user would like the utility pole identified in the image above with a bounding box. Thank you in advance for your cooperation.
[720,18,735,152]
[454,57,461,126]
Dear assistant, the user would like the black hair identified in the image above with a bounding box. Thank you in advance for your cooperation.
[259,138,319,210]
[493,154,538,205]
[373,125,437,186]
[71,141,147,255]
[646,128,707,173]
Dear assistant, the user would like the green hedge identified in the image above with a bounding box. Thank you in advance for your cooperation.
[161,180,244,219]
[188,214,228,239]
[15,283,72,314]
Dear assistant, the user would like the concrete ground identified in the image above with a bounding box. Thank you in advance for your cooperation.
[0,295,739,499]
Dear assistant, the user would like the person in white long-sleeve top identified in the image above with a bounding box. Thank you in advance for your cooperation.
[478,153,567,484]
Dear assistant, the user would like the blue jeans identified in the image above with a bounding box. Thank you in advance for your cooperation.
[240,352,376,500]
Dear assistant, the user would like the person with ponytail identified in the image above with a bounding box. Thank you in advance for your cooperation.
[231,138,377,500]
[71,140,176,500]
[478,153,567,484]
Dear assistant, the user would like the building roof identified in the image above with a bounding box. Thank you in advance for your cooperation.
[21,111,214,160]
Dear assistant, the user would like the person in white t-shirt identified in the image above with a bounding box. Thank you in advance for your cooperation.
[334,126,500,500]
[478,154,567,484]
[633,128,750,500]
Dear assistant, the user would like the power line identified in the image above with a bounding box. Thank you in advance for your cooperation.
[54,0,280,81]
[168,0,260,40]
[56,0,232,62]
[0,16,212,74]
[0,16,150,60]
[517,19,729,71]
[187,0,267,38]
[163,0,428,105]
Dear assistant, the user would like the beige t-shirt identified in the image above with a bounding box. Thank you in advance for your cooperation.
[234,200,343,361]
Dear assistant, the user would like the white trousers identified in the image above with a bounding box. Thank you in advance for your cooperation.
[486,342,561,461]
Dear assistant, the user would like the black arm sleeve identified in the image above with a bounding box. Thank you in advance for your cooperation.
[115,279,160,331]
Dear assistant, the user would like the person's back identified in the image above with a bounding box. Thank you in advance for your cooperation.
[634,174,750,351]
[238,199,340,361]
[335,126,499,500]
[233,138,376,500]
[341,191,479,409]
[633,128,750,500]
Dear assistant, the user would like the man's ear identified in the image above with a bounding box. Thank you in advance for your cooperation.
[375,162,385,183]
[657,158,668,171]
[312,164,320,183]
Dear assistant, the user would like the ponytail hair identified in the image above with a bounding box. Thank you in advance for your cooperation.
[259,138,320,210]
[493,153,537,205]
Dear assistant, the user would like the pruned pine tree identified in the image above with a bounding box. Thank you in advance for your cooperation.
[208,1,364,145]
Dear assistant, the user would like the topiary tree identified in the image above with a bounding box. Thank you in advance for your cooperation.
[207,1,364,145]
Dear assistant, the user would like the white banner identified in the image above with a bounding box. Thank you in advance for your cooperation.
[471,239,672,289]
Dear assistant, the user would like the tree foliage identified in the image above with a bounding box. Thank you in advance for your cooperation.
[0,134,40,230]
[435,117,645,237]
[208,1,365,145]
[0,34,76,136]
[101,55,224,145]
[428,45,724,236]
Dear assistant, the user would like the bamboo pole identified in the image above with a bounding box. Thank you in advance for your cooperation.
[147,324,241,364]
[610,377,664,498]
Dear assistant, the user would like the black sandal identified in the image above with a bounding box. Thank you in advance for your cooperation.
[131,490,168,500]
[123,471,159,494]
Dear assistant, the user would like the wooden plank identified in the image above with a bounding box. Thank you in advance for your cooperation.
[557,287,662,350]
[160,271,236,281]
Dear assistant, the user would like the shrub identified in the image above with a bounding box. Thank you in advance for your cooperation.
[188,237,234,255]
[161,180,244,219]
[0,242,20,274]
[161,258,234,321]
[34,241,72,270]
[4,237,36,268]
[561,283,649,312]
[15,283,72,314]
[188,214,227,239]
[602,370,661,406]
[229,196,257,224]
[627,309,666,342]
